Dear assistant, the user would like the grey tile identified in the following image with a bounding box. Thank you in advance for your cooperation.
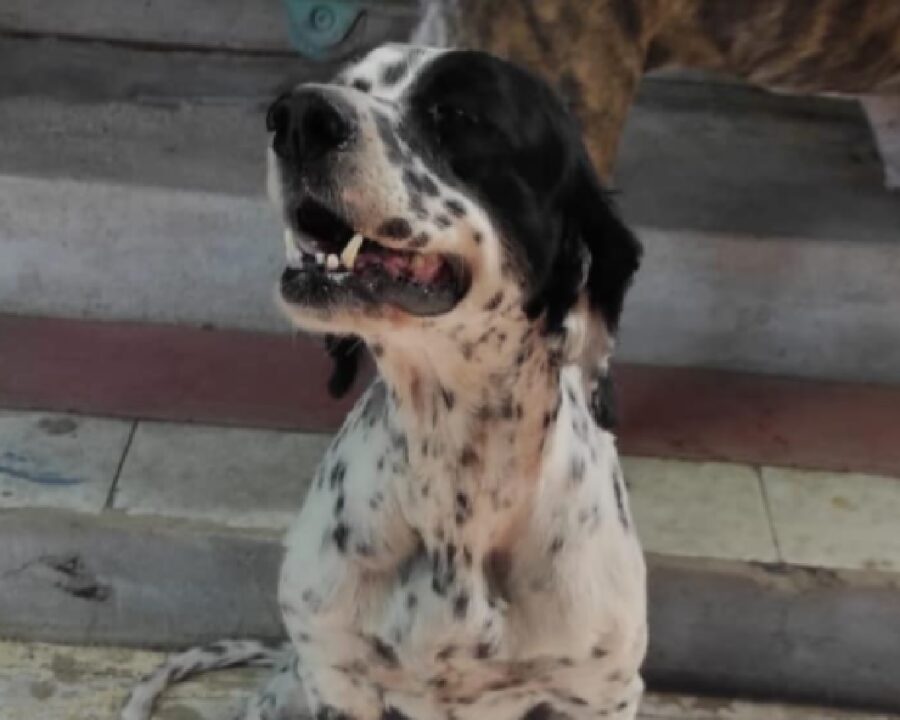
[764,466,900,572]
[0,411,132,512]
[624,456,778,562]
[114,421,331,528]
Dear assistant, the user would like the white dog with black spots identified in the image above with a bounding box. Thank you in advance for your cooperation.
[122,43,646,720]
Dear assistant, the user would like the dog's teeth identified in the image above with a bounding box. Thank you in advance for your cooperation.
[341,233,364,269]
[284,229,302,267]
[411,255,425,271]
[326,253,340,270]
[315,252,325,265]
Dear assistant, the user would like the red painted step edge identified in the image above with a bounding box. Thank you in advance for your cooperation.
[2,313,900,476]
[0,314,363,433]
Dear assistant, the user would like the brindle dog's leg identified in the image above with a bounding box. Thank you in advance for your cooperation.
[447,0,900,173]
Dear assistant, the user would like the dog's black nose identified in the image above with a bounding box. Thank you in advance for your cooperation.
[267,90,354,162]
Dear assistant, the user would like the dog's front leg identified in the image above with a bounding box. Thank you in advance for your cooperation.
[278,399,420,720]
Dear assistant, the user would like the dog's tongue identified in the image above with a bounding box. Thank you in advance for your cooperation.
[360,249,445,283]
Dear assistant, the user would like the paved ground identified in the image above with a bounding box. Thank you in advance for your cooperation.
[3,640,899,720]
[3,408,900,569]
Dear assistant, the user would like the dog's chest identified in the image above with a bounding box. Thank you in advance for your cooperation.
[281,378,646,719]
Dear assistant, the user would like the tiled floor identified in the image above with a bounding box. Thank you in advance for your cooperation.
[2,641,897,720]
[2,410,900,573]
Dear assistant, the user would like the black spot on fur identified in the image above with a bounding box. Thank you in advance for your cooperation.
[434,214,452,229]
[484,549,512,603]
[352,78,372,93]
[444,198,466,217]
[374,112,404,164]
[521,703,558,720]
[382,708,414,720]
[301,588,322,611]
[371,636,399,666]
[453,591,469,619]
[613,467,630,530]
[409,231,430,249]
[459,446,478,466]
[381,61,409,86]
[570,455,586,483]
[441,387,455,409]
[332,523,350,552]
[455,491,472,526]
[429,676,449,689]
[404,168,439,197]
[377,218,412,239]
[329,460,347,489]
[484,291,504,311]
[316,705,354,720]
[475,641,494,658]
[590,370,618,430]
[549,536,564,554]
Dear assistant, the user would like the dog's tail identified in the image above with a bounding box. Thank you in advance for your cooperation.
[119,638,291,720]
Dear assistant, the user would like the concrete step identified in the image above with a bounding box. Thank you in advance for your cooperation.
[2,74,899,383]
[6,639,897,720]
[1,409,900,711]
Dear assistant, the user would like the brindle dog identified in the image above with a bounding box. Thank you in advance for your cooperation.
[416,0,900,179]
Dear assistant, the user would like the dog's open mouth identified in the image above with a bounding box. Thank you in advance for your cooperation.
[280,199,469,316]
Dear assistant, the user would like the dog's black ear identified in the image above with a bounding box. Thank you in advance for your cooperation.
[324,334,363,398]
[548,153,642,429]
[531,151,641,338]
[570,161,642,336]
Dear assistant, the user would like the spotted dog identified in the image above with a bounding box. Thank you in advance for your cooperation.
[121,43,645,720]
[415,0,900,183]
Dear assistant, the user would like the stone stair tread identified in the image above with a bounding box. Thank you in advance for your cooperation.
[5,639,895,720]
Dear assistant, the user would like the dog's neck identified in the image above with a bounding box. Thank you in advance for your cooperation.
[370,321,567,492]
